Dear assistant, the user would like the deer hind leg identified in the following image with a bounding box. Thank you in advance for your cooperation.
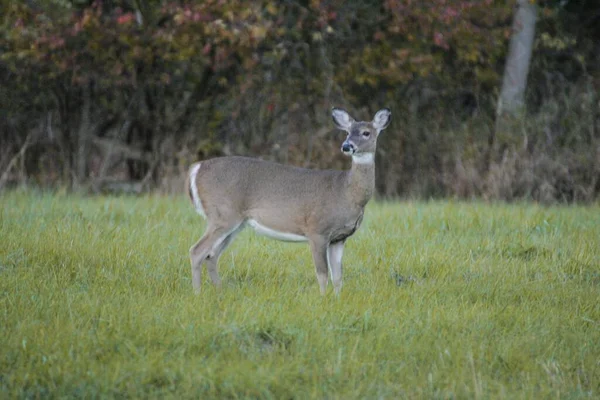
[190,221,243,293]
[204,224,244,287]
[328,241,345,296]
[309,236,330,295]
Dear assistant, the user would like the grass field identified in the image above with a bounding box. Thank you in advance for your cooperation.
[1,190,599,399]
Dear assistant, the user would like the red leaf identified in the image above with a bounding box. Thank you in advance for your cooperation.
[117,13,134,25]
[434,32,448,50]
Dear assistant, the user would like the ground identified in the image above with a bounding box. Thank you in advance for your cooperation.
[1,191,599,398]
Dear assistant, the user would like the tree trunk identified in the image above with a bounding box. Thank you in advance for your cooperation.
[497,0,538,118]
[488,0,537,172]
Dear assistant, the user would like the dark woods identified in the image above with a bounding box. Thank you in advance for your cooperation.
[1,0,599,202]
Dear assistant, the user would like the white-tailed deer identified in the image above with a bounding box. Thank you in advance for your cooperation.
[186,107,391,295]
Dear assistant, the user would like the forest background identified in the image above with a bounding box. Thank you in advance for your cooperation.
[1,0,599,203]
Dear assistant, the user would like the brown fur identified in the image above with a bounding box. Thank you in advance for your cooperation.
[187,108,391,295]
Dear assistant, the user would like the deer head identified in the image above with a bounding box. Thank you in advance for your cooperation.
[332,108,392,162]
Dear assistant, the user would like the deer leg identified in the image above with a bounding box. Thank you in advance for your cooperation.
[309,236,330,295]
[204,224,244,287]
[190,222,242,293]
[328,240,345,296]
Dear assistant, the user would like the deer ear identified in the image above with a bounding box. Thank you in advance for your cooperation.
[373,108,391,132]
[331,108,354,130]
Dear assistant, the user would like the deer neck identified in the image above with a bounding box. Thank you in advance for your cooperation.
[345,152,375,208]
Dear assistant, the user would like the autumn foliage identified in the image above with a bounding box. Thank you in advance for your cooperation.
[1,0,599,201]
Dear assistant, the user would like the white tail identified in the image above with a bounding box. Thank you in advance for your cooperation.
[186,107,391,295]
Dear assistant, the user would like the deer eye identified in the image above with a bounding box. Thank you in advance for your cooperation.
[362,131,371,137]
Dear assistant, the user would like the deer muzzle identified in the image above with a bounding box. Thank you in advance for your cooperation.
[341,141,356,155]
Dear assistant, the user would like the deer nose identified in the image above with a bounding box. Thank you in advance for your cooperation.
[341,142,355,154]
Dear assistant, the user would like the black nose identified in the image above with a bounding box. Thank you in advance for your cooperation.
[342,143,353,153]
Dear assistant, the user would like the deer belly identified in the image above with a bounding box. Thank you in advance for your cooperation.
[247,219,308,242]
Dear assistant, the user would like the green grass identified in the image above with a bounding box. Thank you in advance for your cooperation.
[1,190,599,399]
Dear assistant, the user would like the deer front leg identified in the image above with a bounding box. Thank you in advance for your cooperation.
[309,236,330,295]
[328,241,345,296]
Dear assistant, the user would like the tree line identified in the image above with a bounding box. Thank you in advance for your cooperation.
[1,0,599,202]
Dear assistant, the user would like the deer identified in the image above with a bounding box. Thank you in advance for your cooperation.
[186,107,391,295]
